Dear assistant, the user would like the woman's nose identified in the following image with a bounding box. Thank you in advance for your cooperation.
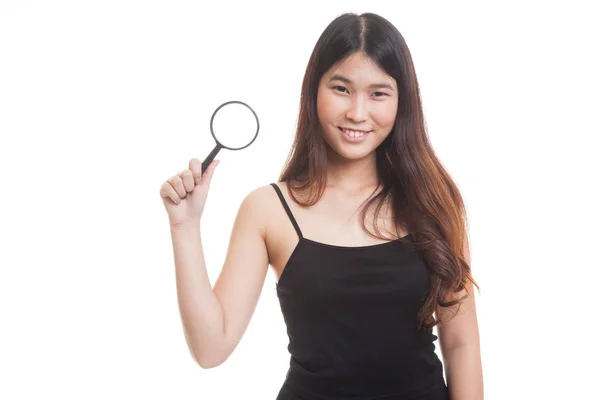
[345,95,368,123]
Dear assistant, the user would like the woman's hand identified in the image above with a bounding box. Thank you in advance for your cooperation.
[159,158,220,228]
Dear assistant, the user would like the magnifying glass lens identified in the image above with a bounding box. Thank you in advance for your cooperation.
[211,102,259,149]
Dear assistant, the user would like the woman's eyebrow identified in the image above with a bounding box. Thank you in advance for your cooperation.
[328,74,394,90]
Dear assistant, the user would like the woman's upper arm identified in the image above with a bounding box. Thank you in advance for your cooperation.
[436,235,481,353]
[211,185,271,364]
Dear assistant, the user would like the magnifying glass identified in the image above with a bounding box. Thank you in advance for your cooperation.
[201,100,260,174]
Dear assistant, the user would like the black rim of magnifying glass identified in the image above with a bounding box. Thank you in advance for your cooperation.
[199,100,260,176]
[210,100,260,150]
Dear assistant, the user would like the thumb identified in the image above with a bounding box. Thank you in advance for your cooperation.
[202,159,220,184]
[201,160,219,190]
[208,159,220,176]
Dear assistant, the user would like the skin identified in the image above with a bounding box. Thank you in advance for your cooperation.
[161,51,482,399]
[317,51,399,192]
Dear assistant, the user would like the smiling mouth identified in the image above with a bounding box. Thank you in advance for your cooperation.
[338,126,372,138]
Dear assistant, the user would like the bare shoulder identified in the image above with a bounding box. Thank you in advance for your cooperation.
[242,182,280,210]
[244,182,281,201]
[236,183,282,235]
[246,182,280,200]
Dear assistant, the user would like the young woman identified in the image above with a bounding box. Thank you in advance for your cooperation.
[160,12,483,400]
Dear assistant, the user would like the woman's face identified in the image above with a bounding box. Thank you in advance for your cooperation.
[317,51,398,161]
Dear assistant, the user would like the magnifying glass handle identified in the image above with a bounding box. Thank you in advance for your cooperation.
[201,143,222,175]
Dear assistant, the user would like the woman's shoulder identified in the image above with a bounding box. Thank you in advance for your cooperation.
[245,181,285,198]
[239,182,287,215]
[243,180,310,211]
[247,181,297,198]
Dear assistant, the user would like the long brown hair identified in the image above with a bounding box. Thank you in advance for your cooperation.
[278,12,479,332]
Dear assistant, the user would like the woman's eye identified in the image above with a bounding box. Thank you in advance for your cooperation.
[332,86,388,97]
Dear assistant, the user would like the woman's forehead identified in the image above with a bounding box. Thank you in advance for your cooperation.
[323,53,396,89]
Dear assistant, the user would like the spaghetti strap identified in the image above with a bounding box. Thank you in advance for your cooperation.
[270,183,303,239]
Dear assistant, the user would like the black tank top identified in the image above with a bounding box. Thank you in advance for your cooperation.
[270,183,448,400]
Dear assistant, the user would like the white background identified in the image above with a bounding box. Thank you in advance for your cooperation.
[1,1,598,399]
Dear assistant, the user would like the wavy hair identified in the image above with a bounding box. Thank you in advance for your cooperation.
[277,12,479,332]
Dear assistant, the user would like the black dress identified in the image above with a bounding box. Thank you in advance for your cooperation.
[270,183,449,400]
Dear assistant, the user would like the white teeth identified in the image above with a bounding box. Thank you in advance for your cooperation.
[342,128,368,138]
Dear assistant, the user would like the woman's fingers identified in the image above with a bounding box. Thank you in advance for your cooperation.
[189,158,203,185]
[178,169,195,193]
[167,175,186,198]
[159,181,181,205]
